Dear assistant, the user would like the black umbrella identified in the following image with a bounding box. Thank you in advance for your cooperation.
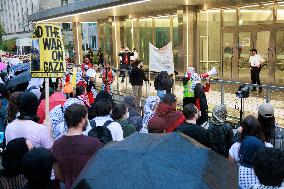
[73,133,238,189]
[7,71,31,88]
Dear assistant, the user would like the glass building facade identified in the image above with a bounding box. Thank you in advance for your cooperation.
[98,1,284,85]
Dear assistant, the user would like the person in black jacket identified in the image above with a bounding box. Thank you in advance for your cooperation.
[154,71,173,100]
[129,60,148,105]
[207,104,235,158]
[118,47,134,83]
[190,73,210,126]
[174,103,210,147]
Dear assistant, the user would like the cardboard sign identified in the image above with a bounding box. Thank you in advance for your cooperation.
[31,24,66,78]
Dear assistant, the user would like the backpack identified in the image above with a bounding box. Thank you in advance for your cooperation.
[88,120,113,144]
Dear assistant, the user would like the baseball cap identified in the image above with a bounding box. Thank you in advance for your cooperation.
[258,103,274,118]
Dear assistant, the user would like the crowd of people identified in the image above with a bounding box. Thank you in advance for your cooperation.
[0,50,283,189]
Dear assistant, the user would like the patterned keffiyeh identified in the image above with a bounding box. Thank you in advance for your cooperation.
[140,96,160,133]
[49,98,84,140]
[250,183,284,189]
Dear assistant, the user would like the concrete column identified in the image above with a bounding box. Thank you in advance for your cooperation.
[111,17,122,69]
[72,22,83,64]
[177,6,198,74]
[152,17,156,46]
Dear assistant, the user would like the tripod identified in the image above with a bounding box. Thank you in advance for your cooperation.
[239,97,245,123]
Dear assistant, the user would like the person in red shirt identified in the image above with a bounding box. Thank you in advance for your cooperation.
[101,62,115,95]
[148,93,185,133]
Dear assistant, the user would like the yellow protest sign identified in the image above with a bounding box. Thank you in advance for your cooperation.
[31,23,66,78]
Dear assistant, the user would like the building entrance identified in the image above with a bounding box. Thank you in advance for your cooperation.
[221,24,284,84]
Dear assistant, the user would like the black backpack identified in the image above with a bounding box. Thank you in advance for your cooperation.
[88,120,113,145]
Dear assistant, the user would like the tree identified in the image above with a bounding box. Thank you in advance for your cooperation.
[0,23,5,41]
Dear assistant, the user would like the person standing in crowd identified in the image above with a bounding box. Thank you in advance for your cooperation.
[22,148,55,189]
[207,104,235,158]
[174,104,210,147]
[91,99,123,141]
[87,48,94,63]
[140,96,160,133]
[257,103,283,148]
[51,104,102,189]
[75,85,90,107]
[0,138,32,189]
[0,83,9,132]
[37,91,66,124]
[154,71,173,99]
[25,78,44,100]
[123,96,143,131]
[131,48,139,64]
[81,57,93,71]
[251,148,284,189]
[238,136,265,189]
[182,67,216,107]
[5,92,53,148]
[118,47,134,83]
[86,68,97,105]
[6,92,22,124]
[111,103,136,138]
[191,73,210,126]
[249,49,264,93]
[101,62,115,95]
[229,116,273,165]
[182,67,196,107]
[129,60,148,106]
[148,93,185,133]
[97,48,104,67]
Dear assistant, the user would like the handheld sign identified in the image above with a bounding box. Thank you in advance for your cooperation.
[31,23,66,78]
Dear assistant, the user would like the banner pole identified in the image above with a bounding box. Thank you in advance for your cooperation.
[44,78,50,127]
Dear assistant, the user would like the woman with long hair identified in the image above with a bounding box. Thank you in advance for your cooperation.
[229,115,272,165]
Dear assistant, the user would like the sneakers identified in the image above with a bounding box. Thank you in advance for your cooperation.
[258,89,263,93]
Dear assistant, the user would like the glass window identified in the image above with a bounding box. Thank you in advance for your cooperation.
[124,19,133,49]
[223,9,237,26]
[239,4,273,25]
[198,10,221,73]
[173,17,179,71]
[139,18,152,66]
[275,31,284,83]
[276,3,284,23]
[155,18,170,48]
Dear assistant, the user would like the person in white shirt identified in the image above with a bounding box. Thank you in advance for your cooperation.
[91,99,123,141]
[249,49,264,93]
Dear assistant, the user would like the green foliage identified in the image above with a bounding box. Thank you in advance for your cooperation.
[0,23,4,37]
[2,38,17,52]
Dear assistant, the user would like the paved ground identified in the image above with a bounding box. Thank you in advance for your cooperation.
[96,74,284,127]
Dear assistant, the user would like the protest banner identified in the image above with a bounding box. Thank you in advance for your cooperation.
[149,42,174,74]
[31,23,66,78]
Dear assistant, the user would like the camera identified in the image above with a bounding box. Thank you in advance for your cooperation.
[236,84,250,98]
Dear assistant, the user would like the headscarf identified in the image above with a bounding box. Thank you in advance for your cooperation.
[23,148,54,189]
[239,136,265,168]
[2,138,29,176]
[49,98,84,140]
[190,73,201,91]
[140,96,160,133]
[211,104,227,125]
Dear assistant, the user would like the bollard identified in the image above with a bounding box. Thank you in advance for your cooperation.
[266,85,271,103]
[116,70,120,95]
[220,80,225,105]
